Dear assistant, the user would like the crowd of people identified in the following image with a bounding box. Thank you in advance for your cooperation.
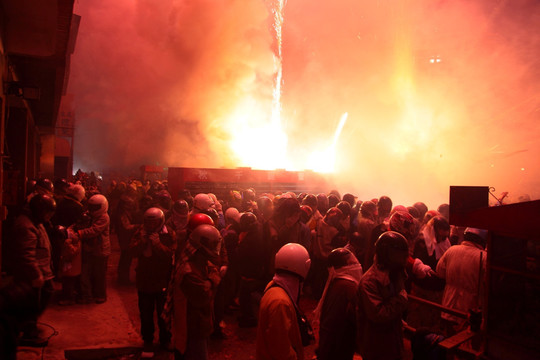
[0,175,489,360]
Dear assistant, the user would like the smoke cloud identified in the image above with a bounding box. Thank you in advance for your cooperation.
[70,0,540,208]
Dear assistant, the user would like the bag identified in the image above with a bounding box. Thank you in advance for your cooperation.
[296,308,315,346]
[267,282,315,347]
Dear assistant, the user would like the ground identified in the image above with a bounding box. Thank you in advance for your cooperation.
[17,234,406,359]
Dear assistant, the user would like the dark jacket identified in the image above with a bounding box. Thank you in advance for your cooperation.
[181,258,221,338]
[115,199,140,250]
[358,263,408,360]
[237,224,266,280]
[317,278,359,360]
[78,213,111,256]
[131,225,175,292]
[9,214,53,284]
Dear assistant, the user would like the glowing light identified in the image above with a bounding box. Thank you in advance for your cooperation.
[227,97,290,170]
[227,1,345,173]
[306,113,348,173]
[227,0,291,171]
[521,167,525,171]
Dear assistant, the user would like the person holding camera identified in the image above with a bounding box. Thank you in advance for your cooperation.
[131,207,176,356]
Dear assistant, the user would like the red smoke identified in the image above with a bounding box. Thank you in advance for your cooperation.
[70,0,540,207]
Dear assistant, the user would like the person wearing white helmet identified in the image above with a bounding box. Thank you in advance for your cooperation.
[256,243,312,360]
[74,193,110,304]
[192,193,226,230]
[436,227,488,337]
[192,193,215,214]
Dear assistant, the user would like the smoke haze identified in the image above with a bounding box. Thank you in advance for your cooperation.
[70,0,540,208]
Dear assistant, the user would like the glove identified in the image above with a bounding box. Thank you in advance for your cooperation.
[219,265,228,278]
[208,266,221,289]
[67,227,79,241]
[412,258,435,278]
[149,233,161,246]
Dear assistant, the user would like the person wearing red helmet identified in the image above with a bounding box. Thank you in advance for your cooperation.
[187,213,214,231]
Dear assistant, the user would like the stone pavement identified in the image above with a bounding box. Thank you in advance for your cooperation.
[17,235,146,360]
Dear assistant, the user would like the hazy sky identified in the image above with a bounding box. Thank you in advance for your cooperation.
[70,0,540,208]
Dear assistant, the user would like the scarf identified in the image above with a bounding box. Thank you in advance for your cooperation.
[271,272,302,306]
[422,223,451,260]
[312,263,363,324]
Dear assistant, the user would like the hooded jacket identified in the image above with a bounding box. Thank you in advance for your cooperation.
[10,214,54,284]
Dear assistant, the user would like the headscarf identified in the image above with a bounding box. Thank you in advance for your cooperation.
[422,219,451,260]
[312,262,363,324]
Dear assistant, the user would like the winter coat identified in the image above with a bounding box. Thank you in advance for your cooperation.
[78,212,111,256]
[9,214,54,284]
[436,241,486,324]
[256,282,304,360]
[115,207,139,251]
[237,225,266,280]
[358,263,408,360]
[317,278,359,360]
[130,225,175,292]
[171,256,220,353]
